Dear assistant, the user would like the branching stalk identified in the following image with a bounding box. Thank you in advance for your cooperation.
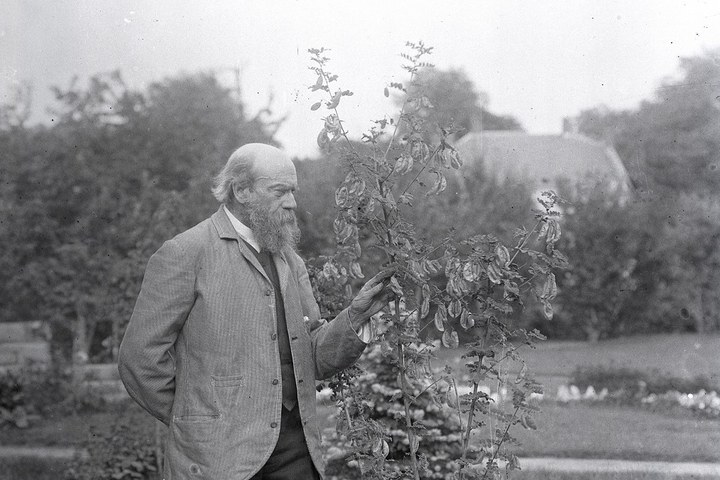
[481,406,521,480]
[397,338,421,480]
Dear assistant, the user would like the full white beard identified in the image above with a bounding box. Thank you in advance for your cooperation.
[246,200,301,253]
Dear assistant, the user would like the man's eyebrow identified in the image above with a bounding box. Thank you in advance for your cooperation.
[268,181,297,190]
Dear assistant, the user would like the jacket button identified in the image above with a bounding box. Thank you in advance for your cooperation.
[271,422,278,428]
[272,379,279,385]
[291,336,298,341]
[298,379,304,384]
[271,333,278,340]
[265,289,272,296]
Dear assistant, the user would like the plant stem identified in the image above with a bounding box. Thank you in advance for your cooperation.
[509,217,543,265]
[338,382,354,430]
[397,339,421,480]
[451,377,464,432]
[397,145,441,198]
[481,406,521,480]
[461,380,479,460]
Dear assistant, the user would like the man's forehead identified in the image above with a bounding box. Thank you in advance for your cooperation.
[256,175,298,188]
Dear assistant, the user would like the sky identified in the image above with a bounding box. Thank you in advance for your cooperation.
[2,0,720,158]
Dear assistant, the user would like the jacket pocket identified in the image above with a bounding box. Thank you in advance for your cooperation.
[211,374,246,415]
[172,414,220,444]
[211,374,244,387]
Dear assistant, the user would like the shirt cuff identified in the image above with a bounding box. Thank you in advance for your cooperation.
[350,316,376,344]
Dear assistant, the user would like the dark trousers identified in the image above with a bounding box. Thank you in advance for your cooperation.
[250,406,320,480]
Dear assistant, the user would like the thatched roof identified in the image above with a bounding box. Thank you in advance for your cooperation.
[454,130,632,196]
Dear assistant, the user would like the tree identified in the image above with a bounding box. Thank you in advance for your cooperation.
[575,50,720,196]
[0,70,279,364]
[402,68,522,142]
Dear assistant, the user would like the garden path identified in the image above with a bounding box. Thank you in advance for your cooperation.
[2,446,720,476]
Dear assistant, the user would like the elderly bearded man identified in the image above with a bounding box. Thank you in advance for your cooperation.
[118,143,393,480]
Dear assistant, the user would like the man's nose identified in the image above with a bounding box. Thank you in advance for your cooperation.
[283,192,297,210]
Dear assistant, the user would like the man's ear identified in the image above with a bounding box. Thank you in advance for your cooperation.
[232,183,253,204]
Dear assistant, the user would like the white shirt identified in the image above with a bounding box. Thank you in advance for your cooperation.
[222,206,375,343]
[223,205,260,252]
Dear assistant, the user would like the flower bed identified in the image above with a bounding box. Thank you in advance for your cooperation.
[556,383,720,419]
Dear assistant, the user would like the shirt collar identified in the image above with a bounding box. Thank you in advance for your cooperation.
[223,205,260,252]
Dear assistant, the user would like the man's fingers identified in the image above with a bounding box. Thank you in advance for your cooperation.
[363,282,384,296]
[369,268,396,285]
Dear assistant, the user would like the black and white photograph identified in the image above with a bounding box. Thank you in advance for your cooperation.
[2,2,720,479]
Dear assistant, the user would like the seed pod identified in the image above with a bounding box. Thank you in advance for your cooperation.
[446,386,459,408]
[542,273,557,300]
[409,435,419,454]
[427,171,447,196]
[448,298,462,318]
[324,114,341,132]
[448,148,463,169]
[486,262,502,284]
[433,309,445,332]
[420,284,431,319]
[495,244,511,268]
[543,301,554,320]
[349,261,364,279]
[395,153,414,175]
[410,140,428,161]
[335,186,349,208]
[463,261,480,282]
[327,91,341,109]
[460,309,474,330]
[317,128,329,149]
[442,329,459,348]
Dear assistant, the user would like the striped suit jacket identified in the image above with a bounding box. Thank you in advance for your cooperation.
[118,206,367,479]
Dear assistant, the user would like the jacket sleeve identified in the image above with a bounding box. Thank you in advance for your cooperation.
[118,238,196,425]
[292,255,367,380]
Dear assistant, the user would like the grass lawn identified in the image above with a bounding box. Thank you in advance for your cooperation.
[511,402,720,463]
[513,472,717,480]
[3,333,718,479]
[499,333,720,381]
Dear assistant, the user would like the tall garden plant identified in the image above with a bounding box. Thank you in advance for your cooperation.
[307,43,567,479]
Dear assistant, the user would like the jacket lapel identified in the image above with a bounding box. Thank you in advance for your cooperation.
[274,251,291,296]
[211,207,270,284]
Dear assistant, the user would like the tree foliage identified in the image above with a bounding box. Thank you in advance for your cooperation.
[564,50,720,337]
[574,50,720,195]
[401,68,523,142]
[0,70,277,362]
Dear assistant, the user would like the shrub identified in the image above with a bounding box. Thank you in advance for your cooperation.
[63,414,160,480]
[0,364,106,429]
[0,370,28,428]
[306,42,560,479]
[570,365,718,401]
